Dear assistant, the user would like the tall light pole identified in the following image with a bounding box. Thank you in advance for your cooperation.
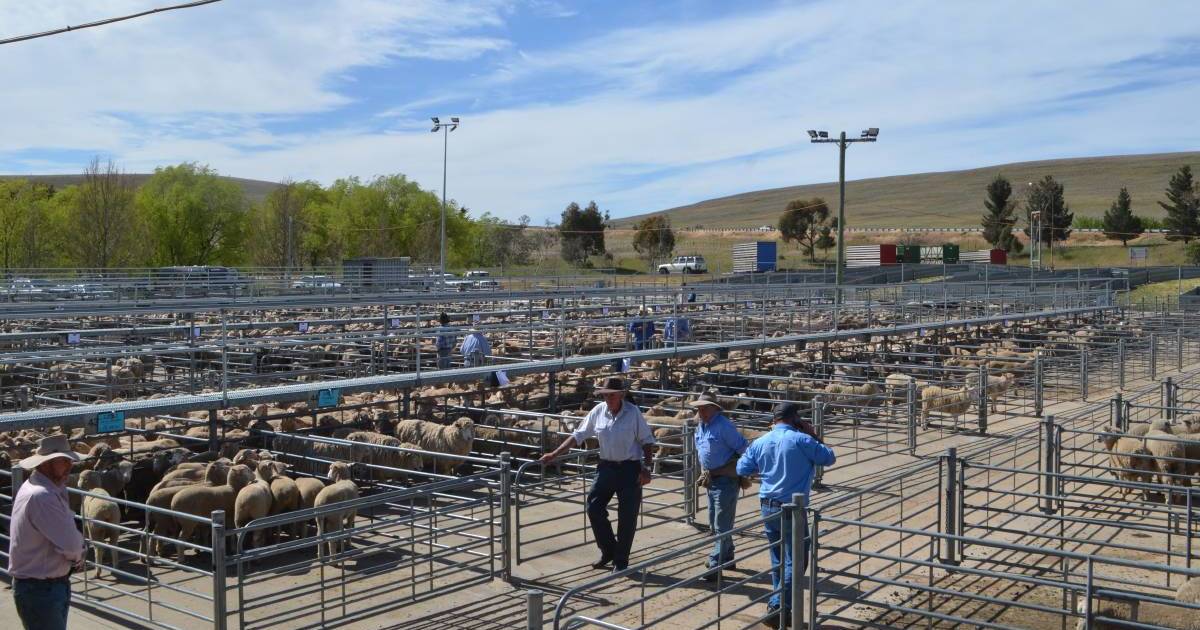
[808,127,879,294]
[431,116,459,289]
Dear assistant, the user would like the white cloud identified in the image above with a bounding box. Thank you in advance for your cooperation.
[3,0,1199,224]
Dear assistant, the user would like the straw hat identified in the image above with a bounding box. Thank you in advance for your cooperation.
[687,393,723,410]
[19,434,81,470]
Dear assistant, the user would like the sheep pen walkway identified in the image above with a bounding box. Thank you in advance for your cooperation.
[0,378,1167,630]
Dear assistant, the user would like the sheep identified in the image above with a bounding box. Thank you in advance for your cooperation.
[1097,426,1157,500]
[294,476,326,537]
[966,372,1016,413]
[313,462,360,562]
[234,461,287,550]
[269,465,301,541]
[1143,430,1191,487]
[919,385,973,429]
[78,470,121,578]
[883,373,917,406]
[393,417,474,475]
[140,460,232,559]
[343,431,424,481]
[170,464,254,558]
[822,382,882,425]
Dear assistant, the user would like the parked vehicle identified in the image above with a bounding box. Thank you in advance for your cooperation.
[657,255,708,274]
[292,275,342,289]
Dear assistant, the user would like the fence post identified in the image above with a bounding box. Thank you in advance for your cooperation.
[208,409,219,454]
[807,506,820,630]
[11,465,23,495]
[526,589,543,630]
[1163,377,1175,421]
[682,420,696,526]
[1079,348,1089,402]
[939,448,960,565]
[789,494,805,630]
[1150,333,1158,381]
[211,509,228,630]
[812,398,825,488]
[499,452,513,581]
[976,363,988,434]
[906,380,918,455]
[1113,393,1126,432]
[1118,339,1126,390]
[1178,328,1185,373]
[1034,352,1044,416]
[1040,415,1059,515]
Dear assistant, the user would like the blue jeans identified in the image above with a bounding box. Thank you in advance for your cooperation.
[587,461,643,570]
[436,348,452,369]
[762,503,809,611]
[707,475,739,566]
[13,578,71,630]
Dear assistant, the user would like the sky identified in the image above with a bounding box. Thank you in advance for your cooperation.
[1,0,1199,223]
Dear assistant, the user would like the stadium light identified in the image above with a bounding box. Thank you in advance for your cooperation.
[431,116,461,288]
[809,127,881,298]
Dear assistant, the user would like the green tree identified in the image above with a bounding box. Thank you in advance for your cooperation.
[136,163,248,266]
[1023,176,1072,244]
[558,201,606,266]
[65,157,138,268]
[1102,187,1143,246]
[778,197,831,262]
[250,179,327,268]
[1159,165,1199,243]
[816,219,836,259]
[631,215,675,268]
[0,179,59,270]
[981,175,1023,254]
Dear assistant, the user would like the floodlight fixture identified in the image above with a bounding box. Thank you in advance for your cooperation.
[818,131,829,138]
[807,130,818,139]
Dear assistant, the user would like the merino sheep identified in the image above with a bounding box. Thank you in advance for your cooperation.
[919,385,973,429]
[1144,430,1191,487]
[394,417,474,475]
[313,462,359,561]
[78,470,121,578]
[234,461,286,550]
[966,372,1016,413]
[1098,426,1157,500]
[141,461,227,559]
[294,476,325,537]
[343,431,424,481]
[269,465,301,541]
[170,464,254,558]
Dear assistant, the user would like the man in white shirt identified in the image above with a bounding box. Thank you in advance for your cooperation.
[539,376,655,573]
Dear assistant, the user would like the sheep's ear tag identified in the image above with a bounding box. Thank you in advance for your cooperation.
[314,388,342,409]
[88,411,126,436]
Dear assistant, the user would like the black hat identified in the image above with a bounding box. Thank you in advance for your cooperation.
[595,376,627,394]
[773,402,801,421]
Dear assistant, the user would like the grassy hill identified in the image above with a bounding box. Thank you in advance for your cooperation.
[0,173,280,203]
[614,152,1200,229]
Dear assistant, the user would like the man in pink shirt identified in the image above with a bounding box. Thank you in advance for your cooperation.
[8,434,84,630]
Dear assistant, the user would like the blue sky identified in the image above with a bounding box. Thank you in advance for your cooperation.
[2,0,1199,223]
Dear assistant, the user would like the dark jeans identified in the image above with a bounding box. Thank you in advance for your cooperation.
[707,475,739,566]
[762,502,809,611]
[587,460,643,569]
[436,347,452,369]
[13,578,70,630]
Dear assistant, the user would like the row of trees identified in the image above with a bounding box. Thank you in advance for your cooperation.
[982,165,1199,251]
[0,160,547,271]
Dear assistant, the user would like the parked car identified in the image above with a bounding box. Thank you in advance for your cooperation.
[292,275,342,289]
[657,255,708,274]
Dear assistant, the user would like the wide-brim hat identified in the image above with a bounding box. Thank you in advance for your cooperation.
[19,434,81,470]
[595,376,627,394]
[687,393,723,410]
[773,402,801,421]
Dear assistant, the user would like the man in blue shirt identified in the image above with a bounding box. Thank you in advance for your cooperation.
[663,315,691,344]
[460,328,491,368]
[688,393,748,581]
[434,312,457,369]
[628,306,656,351]
[736,402,836,627]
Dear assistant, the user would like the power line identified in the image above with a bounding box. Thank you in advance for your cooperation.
[0,0,224,46]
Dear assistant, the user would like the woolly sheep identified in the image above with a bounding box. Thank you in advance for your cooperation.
[294,476,325,537]
[1097,426,1157,500]
[78,470,121,578]
[170,464,254,558]
[269,465,300,541]
[313,462,359,561]
[234,460,287,550]
[919,385,973,429]
[394,417,474,475]
[343,431,424,481]
[966,372,1016,413]
[1143,430,1191,487]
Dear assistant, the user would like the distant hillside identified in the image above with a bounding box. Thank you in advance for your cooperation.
[0,173,280,203]
[614,152,1200,229]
